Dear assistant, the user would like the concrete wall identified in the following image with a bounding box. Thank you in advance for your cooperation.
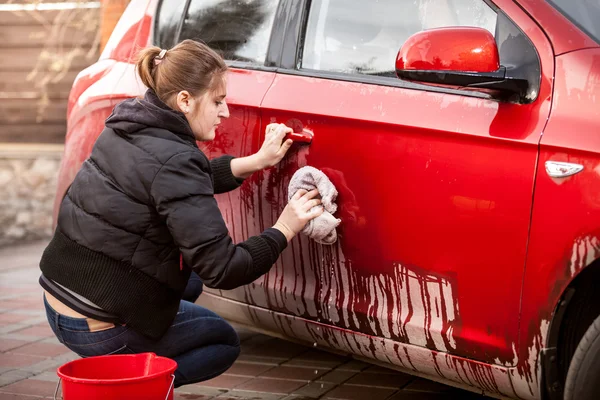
[0,145,62,247]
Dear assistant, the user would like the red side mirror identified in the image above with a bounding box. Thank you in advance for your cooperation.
[396,27,499,73]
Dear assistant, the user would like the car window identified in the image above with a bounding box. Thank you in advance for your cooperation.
[301,0,497,78]
[547,0,600,44]
[179,0,280,65]
[155,0,187,49]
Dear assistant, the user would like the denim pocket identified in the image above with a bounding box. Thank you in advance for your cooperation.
[60,325,131,358]
[74,343,135,358]
[69,340,135,358]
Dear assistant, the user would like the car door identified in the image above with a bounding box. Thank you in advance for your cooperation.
[258,0,554,366]
[172,0,305,307]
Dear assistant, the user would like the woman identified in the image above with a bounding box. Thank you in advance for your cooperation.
[39,39,323,387]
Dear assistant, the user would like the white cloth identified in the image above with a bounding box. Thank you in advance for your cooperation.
[288,166,341,245]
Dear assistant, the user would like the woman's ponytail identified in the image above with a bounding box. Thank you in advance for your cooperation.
[135,46,163,92]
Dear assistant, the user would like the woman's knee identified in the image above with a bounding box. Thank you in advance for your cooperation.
[218,318,241,348]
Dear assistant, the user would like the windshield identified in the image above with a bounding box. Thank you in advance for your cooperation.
[547,0,600,44]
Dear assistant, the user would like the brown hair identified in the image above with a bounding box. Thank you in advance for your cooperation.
[136,39,228,110]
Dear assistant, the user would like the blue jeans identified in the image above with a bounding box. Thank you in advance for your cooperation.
[44,275,239,388]
[181,271,203,303]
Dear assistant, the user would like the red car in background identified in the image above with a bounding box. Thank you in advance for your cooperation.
[57,1,600,399]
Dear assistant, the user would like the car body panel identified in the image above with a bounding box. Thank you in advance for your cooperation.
[514,48,600,399]
[514,0,598,55]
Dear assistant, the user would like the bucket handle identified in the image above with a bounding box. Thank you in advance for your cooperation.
[53,374,175,400]
[165,374,175,400]
[54,378,61,400]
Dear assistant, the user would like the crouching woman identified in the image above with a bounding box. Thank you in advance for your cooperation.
[39,39,322,387]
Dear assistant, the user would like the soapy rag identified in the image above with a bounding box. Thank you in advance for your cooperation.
[288,166,341,245]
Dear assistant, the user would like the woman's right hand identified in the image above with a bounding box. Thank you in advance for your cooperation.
[273,189,324,242]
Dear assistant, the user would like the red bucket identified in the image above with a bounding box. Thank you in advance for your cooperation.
[55,352,177,400]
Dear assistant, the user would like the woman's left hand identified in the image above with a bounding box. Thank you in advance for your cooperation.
[256,123,294,168]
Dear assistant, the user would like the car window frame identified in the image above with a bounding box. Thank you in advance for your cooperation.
[153,0,284,73]
[278,0,535,101]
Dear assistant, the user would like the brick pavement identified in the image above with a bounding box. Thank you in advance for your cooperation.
[0,241,493,400]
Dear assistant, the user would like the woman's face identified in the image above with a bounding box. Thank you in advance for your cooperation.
[178,80,230,141]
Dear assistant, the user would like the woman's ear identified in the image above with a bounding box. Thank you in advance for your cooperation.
[176,90,192,114]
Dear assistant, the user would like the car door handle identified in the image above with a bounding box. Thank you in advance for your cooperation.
[286,129,313,144]
[545,161,584,178]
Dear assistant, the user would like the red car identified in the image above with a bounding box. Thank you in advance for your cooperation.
[57,1,600,399]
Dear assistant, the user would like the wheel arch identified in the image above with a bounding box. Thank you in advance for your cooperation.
[542,256,600,400]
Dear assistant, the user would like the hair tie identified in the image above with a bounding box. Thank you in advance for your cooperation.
[154,49,167,65]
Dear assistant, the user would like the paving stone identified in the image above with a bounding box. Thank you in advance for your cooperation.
[9,325,52,338]
[174,392,214,400]
[17,318,47,327]
[176,385,226,397]
[226,361,275,377]
[9,305,43,312]
[26,371,57,383]
[0,393,44,399]
[335,360,371,372]
[38,338,60,346]
[10,343,69,358]
[236,378,306,394]
[237,354,286,365]
[7,298,40,304]
[0,325,29,336]
[0,311,44,318]
[0,303,28,312]
[0,379,56,397]
[0,294,38,302]
[321,384,396,400]
[0,316,29,325]
[292,381,336,398]
[21,352,78,375]
[0,303,41,312]
[0,334,45,343]
[0,287,39,297]
[0,354,46,369]
[195,374,252,390]
[260,366,329,381]
[217,389,285,400]
[317,370,357,384]
[345,371,411,389]
[0,341,28,353]
[0,370,35,388]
